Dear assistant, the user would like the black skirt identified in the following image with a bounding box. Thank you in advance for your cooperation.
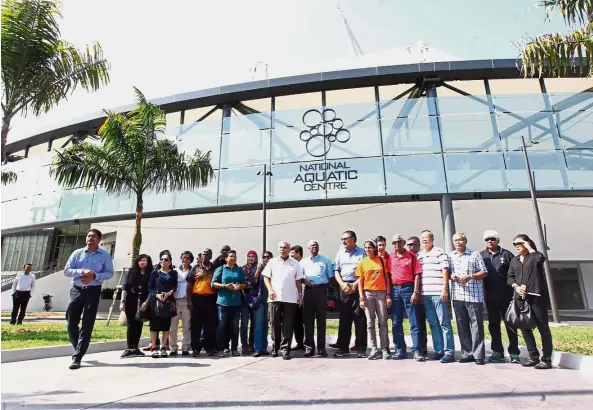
[150,317,171,332]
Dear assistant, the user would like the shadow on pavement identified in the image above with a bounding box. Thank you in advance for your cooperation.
[83,360,210,369]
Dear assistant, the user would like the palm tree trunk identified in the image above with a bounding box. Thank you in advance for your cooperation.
[130,195,143,267]
[1,111,13,161]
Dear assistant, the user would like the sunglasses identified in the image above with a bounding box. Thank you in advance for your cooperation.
[262,255,271,259]
[512,242,525,247]
[406,243,415,247]
[485,237,498,242]
[160,258,170,262]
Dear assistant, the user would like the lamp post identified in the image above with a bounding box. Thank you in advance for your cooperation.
[257,164,273,256]
[520,135,560,323]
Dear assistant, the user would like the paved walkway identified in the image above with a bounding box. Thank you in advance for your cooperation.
[2,338,592,410]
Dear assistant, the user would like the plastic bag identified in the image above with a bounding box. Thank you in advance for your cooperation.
[118,310,128,326]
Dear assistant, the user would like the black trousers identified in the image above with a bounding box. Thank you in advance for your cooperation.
[293,304,304,346]
[11,290,31,324]
[270,301,297,353]
[521,295,553,360]
[486,288,520,355]
[124,297,144,350]
[303,285,328,351]
[66,285,101,362]
[417,301,428,355]
[337,289,367,353]
[191,294,217,352]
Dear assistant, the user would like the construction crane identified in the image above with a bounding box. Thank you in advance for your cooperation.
[337,4,364,56]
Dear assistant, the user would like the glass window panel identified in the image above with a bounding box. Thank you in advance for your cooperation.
[385,154,446,195]
[438,80,486,96]
[183,106,221,124]
[27,142,49,156]
[497,113,561,151]
[381,117,440,154]
[379,84,416,101]
[275,92,321,111]
[143,190,172,212]
[58,188,94,219]
[444,152,507,192]
[440,114,499,152]
[326,87,376,104]
[272,126,324,164]
[544,78,593,93]
[224,111,272,133]
[221,129,270,168]
[90,189,133,217]
[565,149,593,189]
[325,157,385,199]
[175,123,221,170]
[489,79,542,94]
[240,98,271,113]
[35,165,62,195]
[493,94,547,114]
[218,167,263,205]
[550,92,593,112]
[166,111,181,126]
[505,150,568,191]
[557,110,593,149]
[437,95,491,115]
[274,107,323,129]
[172,181,218,210]
[380,96,431,120]
[1,198,31,229]
[31,191,61,223]
[271,160,326,202]
[51,135,73,152]
[325,120,382,160]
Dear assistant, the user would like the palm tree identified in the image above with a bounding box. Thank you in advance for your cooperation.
[521,0,592,77]
[1,0,110,180]
[51,87,215,265]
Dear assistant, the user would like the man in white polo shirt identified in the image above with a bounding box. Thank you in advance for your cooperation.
[10,263,36,325]
[262,241,304,360]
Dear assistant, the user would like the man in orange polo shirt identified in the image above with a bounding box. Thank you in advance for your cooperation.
[389,234,425,361]
[188,248,217,357]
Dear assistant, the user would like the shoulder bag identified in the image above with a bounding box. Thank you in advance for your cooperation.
[505,294,536,330]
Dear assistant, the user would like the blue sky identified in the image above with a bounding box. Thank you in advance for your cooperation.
[8,0,569,143]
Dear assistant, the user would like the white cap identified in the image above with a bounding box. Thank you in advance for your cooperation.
[483,230,500,240]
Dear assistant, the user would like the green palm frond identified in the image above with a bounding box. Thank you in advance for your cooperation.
[541,0,593,26]
[1,169,17,185]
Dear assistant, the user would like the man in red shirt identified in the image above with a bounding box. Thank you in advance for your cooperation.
[389,234,425,361]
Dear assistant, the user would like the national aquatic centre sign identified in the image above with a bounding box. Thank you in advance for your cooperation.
[293,161,358,191]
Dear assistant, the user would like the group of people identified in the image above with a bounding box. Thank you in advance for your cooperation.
[60,227,554,370]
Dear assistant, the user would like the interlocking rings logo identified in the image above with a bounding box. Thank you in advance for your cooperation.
[299,108,350,157]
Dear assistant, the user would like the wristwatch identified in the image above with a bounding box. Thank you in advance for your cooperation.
[414,290,420,294]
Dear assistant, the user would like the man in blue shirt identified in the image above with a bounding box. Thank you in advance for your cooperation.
[333,230,367,357]
[211,250,246,357]
[300,240,334,357]
[64,228,114,370]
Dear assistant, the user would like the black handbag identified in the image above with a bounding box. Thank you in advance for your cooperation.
[152,296,177,319]
[135,298,150,322]
[505,295,536,330]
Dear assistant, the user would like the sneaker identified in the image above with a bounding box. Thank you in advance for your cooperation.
[328,343,339,349]
[231,350,240,357]
[169,350,178,357]
[392,351,407,360]
[333,350,350,358]
[428,352,444,361]
[253,352,262,357]
[304,348,315,358]
[160,349,168,358]
[218,351,226,357]
[68,360,81,370]
[182,350,190,356]
[522,358,540,367]
[414,352,427,362]
[282,352,292,360]
[223,348,231,354]
[271,350,279,357]
[192,351,200,358]
[132,348,145,357]
[440,354,455,363]
[534,360,552,370]
[488,351,505,363]
[475,359,486,365]
[356,352,366,358]
[382,350,391,360]
[510,354,521,364]
[459,357,475,363]
[120,349,135,359]
[151,350,159,358]
[319,349,329,357]
[206,350,216,357]
[368,348,379,360]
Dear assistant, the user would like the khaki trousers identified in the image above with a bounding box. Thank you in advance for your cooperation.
[170,297,191,351]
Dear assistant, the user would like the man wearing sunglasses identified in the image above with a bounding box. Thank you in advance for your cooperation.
[480,230,520,364]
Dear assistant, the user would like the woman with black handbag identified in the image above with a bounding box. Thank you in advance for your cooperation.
[120,254,153,358]
[507,234,554,369]
[148,251,178,358]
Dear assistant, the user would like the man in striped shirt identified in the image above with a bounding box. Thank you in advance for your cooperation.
[417,231,455,363]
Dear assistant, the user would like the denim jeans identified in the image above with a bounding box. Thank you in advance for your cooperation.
[423,295,455,355]
[391,283,420,353]
[240,304,254,349]
[216,305,240,351]
[252,302,269,352]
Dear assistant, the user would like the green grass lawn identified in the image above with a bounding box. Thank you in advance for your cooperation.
[1,319,592,355]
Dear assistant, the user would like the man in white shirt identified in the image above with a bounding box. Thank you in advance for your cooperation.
[10,263,36,325]
[262,241,304,360]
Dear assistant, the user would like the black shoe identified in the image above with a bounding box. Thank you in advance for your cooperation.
[319,349,328,357]
[333,349,350,358]
[206,351,216,357]
[459,357,476,363]
[192,351,200,357]
[120,349,135,359]
[304,348,314,357]
[282,352,292,360]
[182,350,190,356]
[271,351,279,357]
[535,360,552,369]
[9,322,16,325]
[152,349,160,358]
[522,358,540,367]
[16,322,22,325]
[260,350,270,356]
[132,348,146,357]
[69,360,81,370]
[475,359,486,365]
[253,352,261,357]
[328,343,339,349]
[169,350,178,357]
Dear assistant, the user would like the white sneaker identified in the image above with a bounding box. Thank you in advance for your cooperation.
[368,348,380,360]
[382,350,391,360]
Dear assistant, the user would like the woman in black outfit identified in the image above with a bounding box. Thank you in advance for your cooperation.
[507,234,554,369]
[120,254,153,358]
[148,252,178,358]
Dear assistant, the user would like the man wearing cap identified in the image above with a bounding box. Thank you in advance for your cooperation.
[300,240,333,357]
[480,230,520,364]
[389,234,424,361]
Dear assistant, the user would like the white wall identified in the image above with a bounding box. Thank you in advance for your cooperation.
[581,263,593,310]
[1,270,71,312]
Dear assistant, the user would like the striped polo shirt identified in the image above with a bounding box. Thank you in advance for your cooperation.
[417,246,449,296]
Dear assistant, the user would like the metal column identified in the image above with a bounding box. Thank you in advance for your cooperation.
[440,193,456,253]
